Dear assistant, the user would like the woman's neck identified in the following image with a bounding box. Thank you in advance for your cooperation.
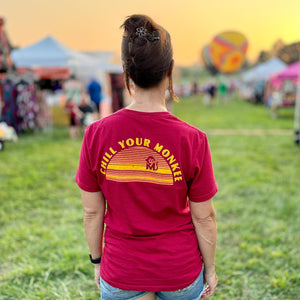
[126,80,168,112]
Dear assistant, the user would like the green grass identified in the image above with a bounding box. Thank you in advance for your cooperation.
[210,134,300,299]
[173,94,295,130]
[0,96,299,299]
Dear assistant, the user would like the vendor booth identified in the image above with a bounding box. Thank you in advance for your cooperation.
[0,17,25,141]
[240,58,287,103]
[270,62,300,87]
[11,35,124,126]
[269,62,299,105]
[11,35,123,89]
[270,61,300,143]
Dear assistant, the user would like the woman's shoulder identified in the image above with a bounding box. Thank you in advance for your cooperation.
[170,114,207,139]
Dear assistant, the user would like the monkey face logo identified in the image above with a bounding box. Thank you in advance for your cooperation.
[145,156,158,171]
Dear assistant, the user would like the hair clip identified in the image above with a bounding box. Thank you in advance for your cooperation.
[135,27,160,42]
[152,31,160,41]
[136,27,148,37]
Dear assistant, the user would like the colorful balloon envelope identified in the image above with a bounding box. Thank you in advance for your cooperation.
[203,31,248,74]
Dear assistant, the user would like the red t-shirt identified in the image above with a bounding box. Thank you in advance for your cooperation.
[76,108,217,292]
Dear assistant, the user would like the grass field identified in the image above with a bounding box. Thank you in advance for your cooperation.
[0,95,299,299]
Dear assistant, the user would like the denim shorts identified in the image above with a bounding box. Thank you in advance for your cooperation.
[100,268,205,300]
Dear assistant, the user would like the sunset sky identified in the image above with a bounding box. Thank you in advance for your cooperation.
[2,0,300,66]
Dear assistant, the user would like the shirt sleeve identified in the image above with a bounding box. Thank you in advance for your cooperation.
[75,126,101,192]
[188,133,218,202]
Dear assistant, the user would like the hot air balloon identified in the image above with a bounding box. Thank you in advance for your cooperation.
[202,31,248,74]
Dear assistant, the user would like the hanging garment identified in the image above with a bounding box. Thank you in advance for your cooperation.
[2,80,18,131]
[15,82,38,132]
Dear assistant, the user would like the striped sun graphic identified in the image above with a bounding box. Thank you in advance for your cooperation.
[105,146,174,185]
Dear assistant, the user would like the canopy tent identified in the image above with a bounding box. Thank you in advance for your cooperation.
[269,60,300,144]
[11,36,75,79]
[70,50,123,86]
[11,36,75,67]
[270,61,300,86]
[278,61,300,79]
[242,57,286,82]
[11,35,122,81]
[17,67,71,79]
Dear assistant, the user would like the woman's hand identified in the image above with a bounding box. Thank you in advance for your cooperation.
[94,264,101,290]
[201,268,218,298]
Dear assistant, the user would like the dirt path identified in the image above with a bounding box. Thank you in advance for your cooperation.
[207,129,293,135]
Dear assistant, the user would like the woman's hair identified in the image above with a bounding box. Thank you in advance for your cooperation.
[121,14,177,100]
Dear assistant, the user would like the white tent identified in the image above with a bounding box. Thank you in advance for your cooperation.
[70,50,123,86]
[242,57,287,82]
[11,35,75,67]
[11,35,123,94]
[11,35,122,74]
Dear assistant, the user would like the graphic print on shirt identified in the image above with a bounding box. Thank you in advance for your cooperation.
[145,156,158,171]
[99,137,182,185]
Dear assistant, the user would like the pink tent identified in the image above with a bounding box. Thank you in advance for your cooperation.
[270,60,300,141]
[271,62,300,87]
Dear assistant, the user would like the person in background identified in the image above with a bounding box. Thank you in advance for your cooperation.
[65,97,83,139]
[78,93,97,128]
[217,80,228,104]
[87,75,102,116]
[64,75,84,105]
[76,14,218,300]
[253,81,265,104]
[110,73,125,112]
[208,82,217,105]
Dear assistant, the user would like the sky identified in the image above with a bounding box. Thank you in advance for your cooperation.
[1,0,300,66]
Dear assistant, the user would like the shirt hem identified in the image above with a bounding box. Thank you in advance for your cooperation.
[101,268,202,292]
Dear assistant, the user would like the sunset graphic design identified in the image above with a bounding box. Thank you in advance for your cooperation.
[105,146,174,185]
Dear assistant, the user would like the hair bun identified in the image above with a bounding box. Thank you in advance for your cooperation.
[122,14,157,37]
[121,14,176,100]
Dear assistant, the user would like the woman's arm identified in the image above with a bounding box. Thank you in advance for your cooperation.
[81,190,105,290]
[189,199,218,299]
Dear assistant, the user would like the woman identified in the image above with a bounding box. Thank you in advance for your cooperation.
[76,14,218,300]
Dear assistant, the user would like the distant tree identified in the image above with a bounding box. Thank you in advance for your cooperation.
[256,51,271,64]
[277,41,300,64]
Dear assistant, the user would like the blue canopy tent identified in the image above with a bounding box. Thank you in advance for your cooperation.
[11,35,122,70]
[242,57,287,82]
[11,36,74,67]
[11,35,122,82]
